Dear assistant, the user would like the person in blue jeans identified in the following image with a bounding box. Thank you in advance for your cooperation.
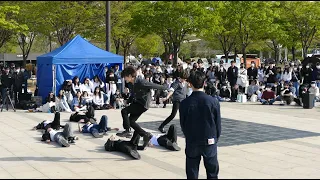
[78,115,119,138]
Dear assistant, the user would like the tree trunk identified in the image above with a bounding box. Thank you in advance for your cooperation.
[49,35,52,52]
[292,46,296,61]
[224,52,229,64]
[303,46,308,59]
[173,43,179,67]
[274,49,278,63]
[242,45,246,67]
[123,48,127,65]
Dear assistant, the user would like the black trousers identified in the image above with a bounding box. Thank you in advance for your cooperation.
[157,124,177,150]
[121,102,147,135]
[186,144,219,179]
[160,101,180,127]
[155,90,168,105]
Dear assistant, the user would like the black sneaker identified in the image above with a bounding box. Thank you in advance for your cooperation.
[129,150,141,160]
[142,132,153,148]
[92,131,103,138]
[116,130,132,138]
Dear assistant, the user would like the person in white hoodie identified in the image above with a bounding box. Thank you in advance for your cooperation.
[92,86,105,110]
[236,63,249,94]
[281,66,292,82]
[91,75,105,93]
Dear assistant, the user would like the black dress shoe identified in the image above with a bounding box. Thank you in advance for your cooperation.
[158,126,166,133]
[116,130,132,138]
[142,132,153,148]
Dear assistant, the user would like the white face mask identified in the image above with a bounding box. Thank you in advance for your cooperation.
[311,84,316,87]
[291,63,294,66]
[306,66,310,68]
[251,64,255,67]
[265,66,269,69]
[222,86,227,89]
[294,68,297,71]
[21,69,25,72]
[317,66,320,69]
[299,66,302,69]
[146,68,150,71]
[266,88,271,91]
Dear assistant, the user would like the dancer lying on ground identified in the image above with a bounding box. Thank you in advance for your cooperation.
[78,115,119,138]
[104,124,181,159]
[41,123,78,147]
[69,105,97,124]
[33,112,64,130]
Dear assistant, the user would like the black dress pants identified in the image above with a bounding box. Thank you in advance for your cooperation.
[121,102,147,135]
[160,101,180,127]
[157,124,178,150]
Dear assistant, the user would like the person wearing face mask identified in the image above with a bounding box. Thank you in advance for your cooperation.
[158,71,189,133]
[280,82,294,105]
[20,66,29,95]
[227,61,238,89]
[308,81,320,102]
[312,62,320,88]
[164,62,174,78]
[106,70,118,105]
[302,64,313,85]
[0,67,13,105]
[292,65,301,97]
[236,63,248,94]
[260,85,276,105]
[217,83,231,102]
[265,62,277,87]
[258,64,266,85]
[247,61,258,85]
[144,65,153,78]
[280,66,292,83]
[216,65,227,89]
[197,59,205,73]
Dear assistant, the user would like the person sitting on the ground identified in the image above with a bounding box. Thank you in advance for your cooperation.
[260,85,276,105]
[92,87,106,110]
[71,91,87,112]
[280,82,294,105]
[217,83,231,102]
[78,115,119,138]
[230,84,239,102]
[247,80,259,99]
[56,90,72,113]
[112,89,124,109]
[40,92,56,113]
[82,91,93,105]
[41,123,78,147]
[33,112,64,131]
[309,81,320,102]
[81,77,93,96]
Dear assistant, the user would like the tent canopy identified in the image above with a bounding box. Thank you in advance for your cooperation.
[37,35,123,65]
[37,35,124,102]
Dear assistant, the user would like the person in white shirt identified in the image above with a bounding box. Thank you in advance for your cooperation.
[81,77,93,96]
[91,75,105,93]
[92,87,105,110]
[236,63,249,94]
[72,76,82,96]
[41,123,78,147]
[309,81,320,102]
[55,90,72,112]
[82,91,93,105]
[281,67,292,82]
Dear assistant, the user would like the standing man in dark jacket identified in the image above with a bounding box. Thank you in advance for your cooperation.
[247,61,258,85]
[158,70,189,133]
[227,61,238,88]
[265,62,277,87]
[117,66,167,149]
[180,71,221,179]
[12,65,24,104]
[1,67,13,105]
[312,62,320,88]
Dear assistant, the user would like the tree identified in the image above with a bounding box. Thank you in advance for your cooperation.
[134,34,163,57]
[131,1,213,66]
[0,4,27,50]
[281,1,320,59]
[229,1,277,65]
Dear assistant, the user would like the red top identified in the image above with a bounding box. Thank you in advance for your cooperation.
[261,91,275,100]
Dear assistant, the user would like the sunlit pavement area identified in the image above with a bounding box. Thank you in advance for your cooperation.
[0,102,320,179]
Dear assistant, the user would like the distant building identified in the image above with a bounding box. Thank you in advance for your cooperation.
[0,53,43,66]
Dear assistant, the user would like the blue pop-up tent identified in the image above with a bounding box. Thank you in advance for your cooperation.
[37,35,123,102]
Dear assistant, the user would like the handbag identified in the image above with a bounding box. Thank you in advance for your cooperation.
[250,94,258,102]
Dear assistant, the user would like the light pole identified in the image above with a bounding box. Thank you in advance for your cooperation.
[106,1,111,52]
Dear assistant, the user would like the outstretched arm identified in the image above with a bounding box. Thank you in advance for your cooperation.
[78,123,82,133]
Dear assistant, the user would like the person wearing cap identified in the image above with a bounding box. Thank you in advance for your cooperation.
[179,71,221,179]
[260,85,276,105]
[247,61,258,85]
[312,62,320,88]
[302,64,313,85]
[217,82,231,102]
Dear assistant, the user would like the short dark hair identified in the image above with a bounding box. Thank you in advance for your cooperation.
[121,66,137,78]
[179,69,190,79]
[187,71,206,89]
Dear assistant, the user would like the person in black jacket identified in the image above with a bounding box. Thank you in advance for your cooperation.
[247,61,258,85]
[179,71,221,179]
[265,62,277,87]
[0,67,13,105]
[227,61,238,87]
[12,65,24,104]
[216,65,227,89]
[117,66,167,149]
[302,64,313,85]
[158,70,189,133]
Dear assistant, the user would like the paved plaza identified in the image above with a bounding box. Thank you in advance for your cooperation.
[0,102,320,179]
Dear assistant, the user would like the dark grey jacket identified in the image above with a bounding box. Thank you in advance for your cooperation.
[170,79,188,102]
[132,78,167,109]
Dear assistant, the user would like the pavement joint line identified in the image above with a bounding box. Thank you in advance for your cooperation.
[285,139,320,150]
[14,111,206,179]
